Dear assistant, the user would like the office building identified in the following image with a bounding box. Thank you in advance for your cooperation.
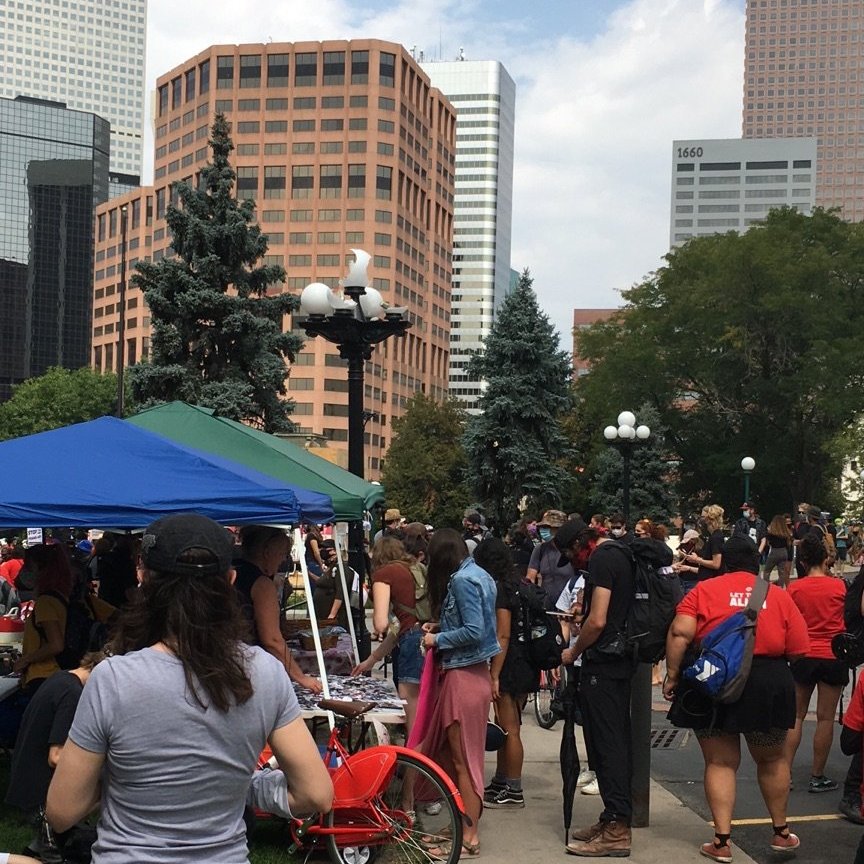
[572,309,619,377]
[0,0,147,177]
[421,59,516,414]
[670,137,817,246]
[0,96,110,400]
[742,0,864,221]
[92,40,456,478]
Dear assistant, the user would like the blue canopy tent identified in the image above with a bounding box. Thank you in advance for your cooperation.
[0,416,334,528]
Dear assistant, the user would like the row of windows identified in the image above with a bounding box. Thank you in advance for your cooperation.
[159,50,396,115]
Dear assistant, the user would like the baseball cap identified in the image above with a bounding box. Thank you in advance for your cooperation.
[553,517,589,552]
[140,514,234,576]
[806,505,823,522]
[681,529,700,544]
[740,502,753,510]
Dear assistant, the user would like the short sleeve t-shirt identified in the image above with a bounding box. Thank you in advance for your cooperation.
[787,576,847,659]
[677,571,810,657]
[372,562,418,632]
[69,645,300,864]
[696,530,725,582]
[556,574,586,666]
[528,541,574,610]
[5,670,83,811]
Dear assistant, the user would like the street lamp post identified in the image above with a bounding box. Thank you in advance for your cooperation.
[603,410,652,828]
[298,250,411,661]
[741,456,756,503]
[115,204,128,418]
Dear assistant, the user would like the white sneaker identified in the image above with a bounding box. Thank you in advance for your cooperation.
[576,769,596,788]
[581,778,600,796]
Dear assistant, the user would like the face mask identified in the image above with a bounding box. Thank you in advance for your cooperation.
[610,528,625,538]
[539,527,552,542]
[744,510,752,519]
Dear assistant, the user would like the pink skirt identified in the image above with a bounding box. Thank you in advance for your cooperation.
[416,661,492,800]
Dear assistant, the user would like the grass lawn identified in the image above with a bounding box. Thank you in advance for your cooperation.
[0,752,306,863]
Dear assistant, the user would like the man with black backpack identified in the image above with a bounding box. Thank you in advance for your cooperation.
[556,520,636,858]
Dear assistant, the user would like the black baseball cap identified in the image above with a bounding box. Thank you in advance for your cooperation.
[140,514,234,576]
[553,517,589,566]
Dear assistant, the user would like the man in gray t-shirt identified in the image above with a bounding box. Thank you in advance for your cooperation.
[67,646,299,864]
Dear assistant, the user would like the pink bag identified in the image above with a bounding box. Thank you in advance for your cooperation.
[406,647,440,749]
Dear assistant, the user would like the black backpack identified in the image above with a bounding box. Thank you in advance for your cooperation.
[518,582,564,671]
[600,538,682,664]
[37,590,107,669]
[832,566,864,667]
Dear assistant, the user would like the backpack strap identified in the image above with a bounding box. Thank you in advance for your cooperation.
[745,576,770,621]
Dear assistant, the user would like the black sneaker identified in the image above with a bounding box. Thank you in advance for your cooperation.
[839,797,864,824]
[483,777,506,796]
[808,775,838,793]
[484,785,525,809]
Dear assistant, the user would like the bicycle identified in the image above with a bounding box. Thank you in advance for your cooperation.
[287,699,468,864]
[533,668,562,729]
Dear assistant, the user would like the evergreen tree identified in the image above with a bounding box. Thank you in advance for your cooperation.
[587,404,677,523]
[464,270,573,528]
[128,114,300,432]
[380,393,471,529]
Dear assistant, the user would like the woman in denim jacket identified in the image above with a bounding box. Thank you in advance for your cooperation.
[419,529,499,859]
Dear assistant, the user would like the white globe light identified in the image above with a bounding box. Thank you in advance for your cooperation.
[299,282,335,316]
[604,425,618,440]
[618,424,634,440]
[358,286,386,319]
[636,425,651,440]
[741,456,756,472]
[860,469,864,481]
[618,411,636,428]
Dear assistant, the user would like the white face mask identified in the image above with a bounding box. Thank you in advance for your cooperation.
[744,510,753,519]
[610,528,625,538]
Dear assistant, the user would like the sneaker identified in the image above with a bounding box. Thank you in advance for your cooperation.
[423,800,443,815]
[700,840,732,863]
[808,775,838,794]
[581,778,600,796]
[483,785,525,809]
[577,769,596,788]
[770,829,800,853]
[484,777,506,796]
[839,797,864,825]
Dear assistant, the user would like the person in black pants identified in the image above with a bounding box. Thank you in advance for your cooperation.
[555,520,636,858]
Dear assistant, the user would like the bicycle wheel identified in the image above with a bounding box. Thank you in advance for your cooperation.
[326,752,463,864]
[534,674,558,729]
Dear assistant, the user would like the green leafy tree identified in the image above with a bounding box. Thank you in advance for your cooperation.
[576,207,864,517]
[129,114,300,432]
[464,270,573,528]
[0,367,118,440]
[380,394,471,529]
[587,404,677,522]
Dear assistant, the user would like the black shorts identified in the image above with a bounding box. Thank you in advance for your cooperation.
[790,657,849,688]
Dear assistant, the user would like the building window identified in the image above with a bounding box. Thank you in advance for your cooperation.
[377,142,393,155]
[199,59,210,93]
[267,53,289,87]
[236,121,260,134]
[236,166,258,199]
[264,166,286,199]
[321,119,344,131]
[156,187,167,219]
[321,142,343,154]
[378,96,395,111]
[158,84,169,116]
[346,209,365,221]
[349,118,367,131]
[185,67,196,101]
[379,52,396,87]
[294,97,316,109]
[292,166,314,198]
[293,119,315,132]
[266,98,289,110]
[238,99,260,111]
[240,54,262,88]
[349,95,368,108]
[295,52,317,87]
[378,119,394,133]
[323,51,345,85]
[217,56,234,89]
[290,209,313,222]
[349,141,367,153]
[266,142,288,155]
[348,164,366,198]
[265,120,288,133]
[292,142,315,154]
[376,166,392,200]
[321,96,344,109]
[171,76,182,109]
[351,50,369,84]
[320,165,342,199]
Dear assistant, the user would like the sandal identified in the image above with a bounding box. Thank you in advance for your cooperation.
[419,826,454,847]
[427,840,480,860]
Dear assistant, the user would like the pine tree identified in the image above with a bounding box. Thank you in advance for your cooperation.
[128,114,300,432]
[464,270,573,528]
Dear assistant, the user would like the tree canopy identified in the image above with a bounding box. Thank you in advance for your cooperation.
[0,367,118,441]
[128,114,300,432]
[464,270,573,528]
[576,207,864,518]
[380,393,471,529]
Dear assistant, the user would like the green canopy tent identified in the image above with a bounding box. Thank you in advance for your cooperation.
[126,401,385,523]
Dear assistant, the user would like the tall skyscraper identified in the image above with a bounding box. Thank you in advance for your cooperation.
[670,137,817,247]
[742,0,864,221]
[0,96,110,400]
[91,40,456,478]
[421,59,515,414]
[0,0,147,177]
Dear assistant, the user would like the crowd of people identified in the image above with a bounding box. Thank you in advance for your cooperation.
[2,497,864,862]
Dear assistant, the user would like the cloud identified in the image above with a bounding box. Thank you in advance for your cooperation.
[142,0,746,345]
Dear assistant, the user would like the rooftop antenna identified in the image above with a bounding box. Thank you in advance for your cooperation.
[411,45,417,59]
[459,46,465,61]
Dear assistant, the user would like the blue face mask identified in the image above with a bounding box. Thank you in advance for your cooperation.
[539,527,552,542]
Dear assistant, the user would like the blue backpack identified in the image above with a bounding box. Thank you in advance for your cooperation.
[682,576,769,704]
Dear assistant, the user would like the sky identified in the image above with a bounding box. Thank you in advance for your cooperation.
[143,0,747,344]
